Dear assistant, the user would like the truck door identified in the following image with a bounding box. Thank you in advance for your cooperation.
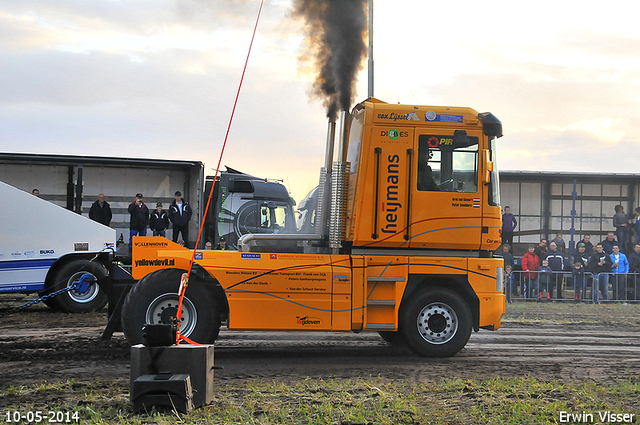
[408,130,484,250]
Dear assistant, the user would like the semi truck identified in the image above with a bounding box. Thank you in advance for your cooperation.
[121,98,506,357]
[0,180,116,313]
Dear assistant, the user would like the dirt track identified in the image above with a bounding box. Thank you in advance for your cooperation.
[1,298,639,393]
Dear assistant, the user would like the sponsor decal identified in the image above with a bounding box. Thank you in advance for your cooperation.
[270,254,277,259]
[381,154,403,234]
[194,252,203,260]
[334,274,349,282]
[134,258,176,267]
[380,129,409,140]
[74,242,89,251]
[473,198,480,208]
[24,251,36,258]
[377,112,419,122]
[241,253,261,260]
[425,112,464,123]
[296,316,322,326]
[39,249,55,256]
[11,252,22,258]
[134,241,169,247]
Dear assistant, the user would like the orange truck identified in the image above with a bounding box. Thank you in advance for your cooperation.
[122,98,505,357]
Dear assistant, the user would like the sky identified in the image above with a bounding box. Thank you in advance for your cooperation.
[2,0,640,204]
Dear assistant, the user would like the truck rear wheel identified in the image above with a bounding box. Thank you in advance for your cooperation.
[121,268,221,346]
[400,288,472,357]
[45,259,108,313]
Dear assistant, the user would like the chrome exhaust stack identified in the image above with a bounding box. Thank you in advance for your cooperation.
[329,111,350,252]
[316,120,336,239]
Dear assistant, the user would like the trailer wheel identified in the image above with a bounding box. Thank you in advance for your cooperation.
[121,268,221,346]
[378,331,405,346]
[400,289,472,357]
[46,259,108,313]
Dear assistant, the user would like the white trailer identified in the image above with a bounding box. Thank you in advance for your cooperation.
[0,180,116,312]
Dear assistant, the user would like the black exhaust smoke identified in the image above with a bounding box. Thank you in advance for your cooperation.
[292,0,368,121]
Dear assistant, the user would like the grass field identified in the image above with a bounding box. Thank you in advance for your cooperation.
[1,303,639,424]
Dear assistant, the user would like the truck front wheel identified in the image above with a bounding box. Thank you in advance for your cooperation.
[45,259,108,313]
[121,268,221,346]
[400,288,472,357]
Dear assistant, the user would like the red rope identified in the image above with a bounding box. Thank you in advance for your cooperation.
[176,0,265,345]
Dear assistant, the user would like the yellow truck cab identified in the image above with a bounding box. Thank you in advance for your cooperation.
[123,98,505,357]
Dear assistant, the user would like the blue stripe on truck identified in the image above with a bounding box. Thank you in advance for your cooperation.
[0,259,55,293]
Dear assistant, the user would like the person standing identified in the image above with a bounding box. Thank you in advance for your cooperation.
[589,243,613,303]
[89,193,112,226]
[534,239,548,266]
[578,235,594,257]
[128,193,149,247]
[149,202,170,237]
[544,241,565,298]
[169,190,192,247]
[601,232,618,255]
[521,244,540,299]
[610,244,629,300]
[501,206,517,245]
[613,205,629,252]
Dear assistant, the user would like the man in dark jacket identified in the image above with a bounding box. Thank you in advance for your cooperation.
[149,202,170,237]
[589,243,613,302]
[601,232,618,255]
[128,193,149,247]
[89,193,112,226]
[501,206,517,245]
[169,191,192,246]
[544,241,565,298]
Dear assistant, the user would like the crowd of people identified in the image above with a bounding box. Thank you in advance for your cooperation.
[500,204,640,303]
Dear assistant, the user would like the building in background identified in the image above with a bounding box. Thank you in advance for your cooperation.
[500,171,640,257]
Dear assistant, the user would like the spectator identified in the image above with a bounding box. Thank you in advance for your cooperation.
[504,265,514,303]
[534,239,548,266]
[610,244,629,300]
[544,241,565,298]
[521,244,540,299]
[32,188,40,196]
[150,202,170,237]
[215,237,229,250]
[497,244,514,269]
[169,191,193,247]
[552,232,566,253]
[601,232,618,255]
[574,243,589,268]
[205,241,213,250]
[578,235,594,257]
[589,243,613,303]
[501,206,517,245]
[572,261,586,300]
[539,260,552,300]
[629,244,640,273]
[128,193,149,248]
[613,205,629,252]
[89,193,112,226]
[634,207,640,246]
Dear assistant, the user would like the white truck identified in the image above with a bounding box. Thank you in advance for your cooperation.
[0,180,116,313]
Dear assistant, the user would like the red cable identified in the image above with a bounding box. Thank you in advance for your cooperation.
[176,0,265,345]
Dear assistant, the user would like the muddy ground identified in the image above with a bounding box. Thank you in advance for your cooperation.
[1,295,639,395]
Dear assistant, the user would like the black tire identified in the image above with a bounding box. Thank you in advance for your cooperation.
[378,331,405,346]
[44,259,108,313]
[121,268,221,346]
[400,288,472,357]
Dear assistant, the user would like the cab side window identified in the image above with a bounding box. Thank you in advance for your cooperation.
[417,131,478,193]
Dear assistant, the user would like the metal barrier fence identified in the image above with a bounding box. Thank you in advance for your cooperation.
[506,270,640,303]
